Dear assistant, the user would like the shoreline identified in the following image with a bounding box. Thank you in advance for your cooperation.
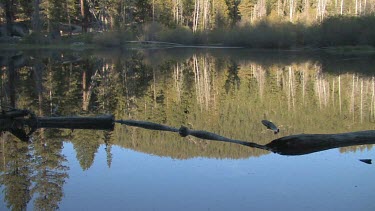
[0,42,375,56]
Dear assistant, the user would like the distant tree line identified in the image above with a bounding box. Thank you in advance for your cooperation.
[0,0,375,47]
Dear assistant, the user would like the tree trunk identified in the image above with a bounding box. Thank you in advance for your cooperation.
[7,59,15,108]
[80,0,88,32]
[340,0,344,15]
[32,0,41,34]
[4,0,14,36]
[290,0,294,22]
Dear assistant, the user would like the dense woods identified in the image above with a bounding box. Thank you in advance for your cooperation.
[1,0,375,47]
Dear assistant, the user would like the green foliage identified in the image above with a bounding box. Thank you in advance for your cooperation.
[159,25,195,44]
[225,0,242,27]
[92,30,135,47]
[320,15,375,47]
[61,32,95,44]
[141,22,165,40]
[20,32,51,44]
[0,137,32,211]
[2,0,375,48]
[208,20,298,48]
[133,0,153,23]
[71,130,103,170]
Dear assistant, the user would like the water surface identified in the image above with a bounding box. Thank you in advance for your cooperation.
[1,49,375,210]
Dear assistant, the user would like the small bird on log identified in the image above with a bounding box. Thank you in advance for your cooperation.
[261,120,279,134]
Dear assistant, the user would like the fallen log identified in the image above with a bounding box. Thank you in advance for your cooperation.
[105,119,375,156]
[115,119,179,132]
[35,115,114,130]
[0,112,114,142]
[2,109,375,156]
[178,126,268,151]
[265,130,375,155]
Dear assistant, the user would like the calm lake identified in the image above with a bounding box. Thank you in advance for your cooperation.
[1,48,375,210]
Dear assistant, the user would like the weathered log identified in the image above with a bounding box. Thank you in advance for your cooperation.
[35,115,115,130]
[0,114,114,142]
[266,130,375,155]
[0,109,30,119]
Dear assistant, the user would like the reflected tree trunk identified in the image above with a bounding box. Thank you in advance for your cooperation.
[339,75,342,113]
[360,79,363,123]
[32,59,44,116]
[301,70,306,105]
[7,58,16,108]
[153,67,157,108]
[332,78,335,107]
[82,69,88,111]
[371,77,375,119]
[351,74,355,119]
[174,64,182,103]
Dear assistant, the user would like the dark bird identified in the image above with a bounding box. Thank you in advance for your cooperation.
[261,120,279,134]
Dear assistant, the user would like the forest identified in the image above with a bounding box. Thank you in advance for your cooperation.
[1,0,375,48]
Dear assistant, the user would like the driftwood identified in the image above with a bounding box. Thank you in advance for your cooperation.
[2,109,375,156]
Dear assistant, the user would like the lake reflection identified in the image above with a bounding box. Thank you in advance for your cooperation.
[1,49,375,210]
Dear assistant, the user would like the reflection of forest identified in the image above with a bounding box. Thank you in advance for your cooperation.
[1,50,375,163]
[0,130,68,210]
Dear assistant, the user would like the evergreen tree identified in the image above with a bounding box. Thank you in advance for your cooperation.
[225,0,241,27]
